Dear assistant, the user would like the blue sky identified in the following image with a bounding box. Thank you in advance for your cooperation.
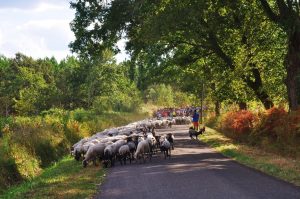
[0,0,127,62]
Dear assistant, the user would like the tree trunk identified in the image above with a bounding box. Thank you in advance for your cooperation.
[285,32,300,111]
[5,103,9,117]
[243,67,274,110]
[215,101,220,116]
[239,102,247,110]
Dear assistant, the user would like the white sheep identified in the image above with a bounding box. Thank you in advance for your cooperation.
[118,145,131,165]
[73,141,95,161]
[82,143,107,167]
[145,134,157,154]
[160,138,171,159]
[166,133,175,150]
[134,140,151,163]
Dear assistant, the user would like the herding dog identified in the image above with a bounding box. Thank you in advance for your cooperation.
[189,126,205,140]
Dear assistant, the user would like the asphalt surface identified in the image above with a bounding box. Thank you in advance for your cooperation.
[95,125,300,199]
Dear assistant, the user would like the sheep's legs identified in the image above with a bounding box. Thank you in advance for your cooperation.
[123,156,126,165]
[128,153,132,164]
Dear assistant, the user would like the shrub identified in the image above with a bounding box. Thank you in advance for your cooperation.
[220,110,257,141]
[0,134,23,193]
[254,107,288,141]
[0,116,13,137]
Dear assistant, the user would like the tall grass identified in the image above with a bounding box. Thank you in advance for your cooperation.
[1,156,106,199]
[0,108,150,193]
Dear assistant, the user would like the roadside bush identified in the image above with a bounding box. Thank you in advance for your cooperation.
[220,110,257,141]
[250,108,300,155]
[257,107,288,140]
[216,107,300,157]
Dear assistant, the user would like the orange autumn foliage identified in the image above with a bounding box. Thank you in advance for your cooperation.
[221,110,258,139]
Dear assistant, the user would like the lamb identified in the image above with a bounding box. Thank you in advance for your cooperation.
[189,126,205,140]
[134,140,151,163]
[160,138,171,159]
[82,143,106,167]
[118,145,131,165]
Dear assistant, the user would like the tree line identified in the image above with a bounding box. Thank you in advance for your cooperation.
[69,0,300,112]
[0,51,195,117]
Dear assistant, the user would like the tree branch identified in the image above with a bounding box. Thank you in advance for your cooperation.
[276,0,289,17]
[259,0,280,22]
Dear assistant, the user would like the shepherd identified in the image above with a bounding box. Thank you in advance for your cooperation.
[192,109,200,131]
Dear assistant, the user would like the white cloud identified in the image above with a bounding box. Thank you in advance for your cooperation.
[34,2,65,12]
[0,0,129,62]
[0,0,74,61]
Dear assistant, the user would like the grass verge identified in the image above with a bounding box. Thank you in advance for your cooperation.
[201,127,300,186]
[0,156,106,199]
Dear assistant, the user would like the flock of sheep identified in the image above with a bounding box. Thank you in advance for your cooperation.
[71,116,192,167]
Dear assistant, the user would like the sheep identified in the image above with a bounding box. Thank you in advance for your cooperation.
[160,138,171,159]
[129,135,141,149]
[145,134,157,154]
[71,138,88,156]
[113,139,127,152]
[127,141,136,160]
[166,133,175,150]
[118,145,131,165]
[74,141,95,161]
[134,140,151,163]
[103,144,116,168]
[82,143,106,167]
[102,140,126,167]
[189,126,205,140]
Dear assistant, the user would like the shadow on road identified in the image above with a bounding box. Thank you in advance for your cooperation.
[95,125,300,199]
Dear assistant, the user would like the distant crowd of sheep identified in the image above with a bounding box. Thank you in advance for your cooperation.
[71,116,191,167]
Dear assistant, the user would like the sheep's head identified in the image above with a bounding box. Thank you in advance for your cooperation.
[75,151,81,161]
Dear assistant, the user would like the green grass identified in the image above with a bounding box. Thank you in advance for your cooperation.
[201,127,300,186]
[0,156,106,199]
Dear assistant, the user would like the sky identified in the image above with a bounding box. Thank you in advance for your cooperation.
[0,0,127,62]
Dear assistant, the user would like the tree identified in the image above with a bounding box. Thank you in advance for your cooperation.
[69,0,287,109]
[259,0,300,110]
[0,56,14,116]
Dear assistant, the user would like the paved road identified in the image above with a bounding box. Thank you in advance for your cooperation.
[95,125,300,199]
